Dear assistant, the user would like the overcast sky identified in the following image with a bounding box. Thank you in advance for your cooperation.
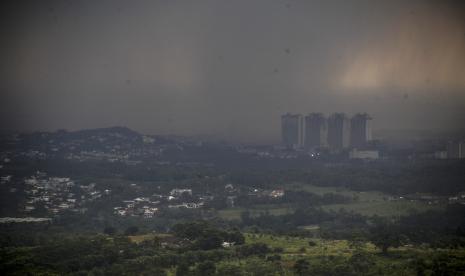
[1,0,465,142]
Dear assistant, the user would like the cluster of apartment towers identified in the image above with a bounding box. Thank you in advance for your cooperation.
[281,113,372,151]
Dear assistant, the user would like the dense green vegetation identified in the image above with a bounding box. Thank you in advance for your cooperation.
[2,219,465,275]
[2,128,465,275]
[2,201,465,275]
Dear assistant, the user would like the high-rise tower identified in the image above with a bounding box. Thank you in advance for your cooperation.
[350,113,372,148]
[447,141,465,159]
[281,113,304,149]
[327,113,350,150]
[304,113,327,150]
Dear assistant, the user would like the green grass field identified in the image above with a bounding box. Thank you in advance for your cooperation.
[322,200,444,217]
[245,233,465,275]
[217,183,446,220]
[245,233,376,256]
[284,182,385,202]
[217,206,294,220]
[131,232,465,275]
[128,233,173,243]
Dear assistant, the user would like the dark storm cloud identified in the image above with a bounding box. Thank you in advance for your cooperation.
[1,0,464,141]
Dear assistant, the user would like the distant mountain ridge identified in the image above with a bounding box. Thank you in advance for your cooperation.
[65,126,141,139]
[1,126,146,153]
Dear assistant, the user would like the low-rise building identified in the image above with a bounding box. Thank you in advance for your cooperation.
[349,149,379,159]
[170,189,192,197]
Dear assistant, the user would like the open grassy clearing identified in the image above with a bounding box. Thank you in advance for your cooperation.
[128,233,173,243]
[217,196,443,221]
[217,206,294,220]
[245,233,465,264]
[322,200,444,217]
[245,233,377,256]
[217,200,443,220]
[216,183,446,218]
[284,182,385,202]
[130,232,465,275]
[291,182,446,216]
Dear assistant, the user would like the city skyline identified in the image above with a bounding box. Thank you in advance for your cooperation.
[1,0,465,142]
[282,112,373,150]
[1,1,465,274]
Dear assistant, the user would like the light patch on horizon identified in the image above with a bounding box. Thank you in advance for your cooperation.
[336,7,465,93]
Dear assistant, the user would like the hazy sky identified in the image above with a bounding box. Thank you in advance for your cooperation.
[1,0,465,142]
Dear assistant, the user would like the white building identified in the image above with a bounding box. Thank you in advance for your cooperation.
[434,151,448,159]
[349,149,379,159]
[170,189,192,197]
[447,141,465,159]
